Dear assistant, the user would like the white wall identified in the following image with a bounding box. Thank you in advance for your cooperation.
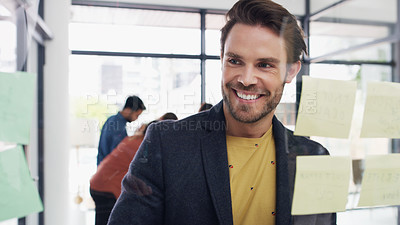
[43,0,71,224]
[26,33,39,225]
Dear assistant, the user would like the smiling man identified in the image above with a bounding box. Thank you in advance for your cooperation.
[108,0,336,225]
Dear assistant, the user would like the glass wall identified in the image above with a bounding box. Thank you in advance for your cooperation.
[69,1,399,224]
[306,0,397,223]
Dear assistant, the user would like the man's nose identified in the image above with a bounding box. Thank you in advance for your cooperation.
[237,67,257,86]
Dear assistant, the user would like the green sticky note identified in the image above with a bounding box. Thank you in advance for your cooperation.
[358,154,400,207]
[360,82,400,138]
[294,76,357,138]
[0,146,43,221]
[0,72,36,144]
[291,156,351,215]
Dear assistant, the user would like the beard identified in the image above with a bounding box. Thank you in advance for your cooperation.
[222,81,284,123]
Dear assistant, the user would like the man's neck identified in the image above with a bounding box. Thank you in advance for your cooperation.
[223,105,274,138]
[119,109,130,121]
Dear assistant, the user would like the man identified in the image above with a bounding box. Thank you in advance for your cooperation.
[96,95,145,165]
[108,0,336,224]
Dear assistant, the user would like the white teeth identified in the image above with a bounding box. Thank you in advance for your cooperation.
[237,91,259,100]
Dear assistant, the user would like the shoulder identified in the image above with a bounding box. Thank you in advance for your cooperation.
[286,129,329,155]
[103,113,119,123]
[145,108,225,143]
[148,112,210,135]
[286,128,329,156]
[272,116,329,156]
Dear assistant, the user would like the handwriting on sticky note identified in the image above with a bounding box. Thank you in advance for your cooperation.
[360,82,400,138]
[292,156,351,215]
[294,76,357,138]
[358,154,400,207]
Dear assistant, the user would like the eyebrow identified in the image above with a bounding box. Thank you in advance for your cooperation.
[225,52,280,64]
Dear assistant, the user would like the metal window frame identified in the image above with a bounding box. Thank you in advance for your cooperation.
[71,0,225,104]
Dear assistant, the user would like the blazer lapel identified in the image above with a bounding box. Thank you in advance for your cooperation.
[200,101,233,225]
[273,116,293,225]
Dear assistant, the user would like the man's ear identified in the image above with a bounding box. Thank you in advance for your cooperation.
[285,61,302,83]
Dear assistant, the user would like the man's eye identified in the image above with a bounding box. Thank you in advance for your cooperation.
[228,59,240,65]
[258,63,271,68]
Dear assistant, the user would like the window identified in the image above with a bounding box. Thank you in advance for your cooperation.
[69,6,224,221]
[305,1,397,223]
[70,54,201,124]
[0,21,16,72]
[70,6,201,54]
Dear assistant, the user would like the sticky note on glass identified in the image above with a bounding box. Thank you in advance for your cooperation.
[294,76,357,138]
[360,82,400,138]
[292,156,351,215]
[0,146,43,221]
[0,72,36,144]
[358,154,400,207]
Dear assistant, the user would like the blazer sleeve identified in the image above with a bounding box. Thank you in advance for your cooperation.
[108,123,164,225]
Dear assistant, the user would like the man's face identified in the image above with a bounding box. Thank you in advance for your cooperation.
[221,23,298,124]
[128,109,143,122]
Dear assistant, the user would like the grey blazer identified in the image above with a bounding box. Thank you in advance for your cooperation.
[108,101,336,225]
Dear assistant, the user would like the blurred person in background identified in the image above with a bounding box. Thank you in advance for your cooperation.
[97,95,146,165]
[198,102,213,112]
[90,113,177,225]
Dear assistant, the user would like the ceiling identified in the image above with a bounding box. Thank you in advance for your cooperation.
[83,0,397,23]
[1,0,397,24]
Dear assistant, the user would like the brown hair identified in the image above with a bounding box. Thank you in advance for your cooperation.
[220,0,307,63]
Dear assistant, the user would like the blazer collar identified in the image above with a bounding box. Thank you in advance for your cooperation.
[201,100,233,225]
[202,100,226,132]
[273,116,292,225]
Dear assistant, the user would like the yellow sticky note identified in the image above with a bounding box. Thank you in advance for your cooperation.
[292,156,351,215]
[294,76,357,138]
[358,154,400,207]
[360,82,400,138]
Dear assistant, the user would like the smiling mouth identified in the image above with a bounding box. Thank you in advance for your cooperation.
[234,90,263,100]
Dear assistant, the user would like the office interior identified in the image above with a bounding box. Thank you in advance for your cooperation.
[0,0,399,224]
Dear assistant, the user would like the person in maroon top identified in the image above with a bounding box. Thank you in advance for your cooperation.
[90,124,147,225]
[90,113,177,225]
